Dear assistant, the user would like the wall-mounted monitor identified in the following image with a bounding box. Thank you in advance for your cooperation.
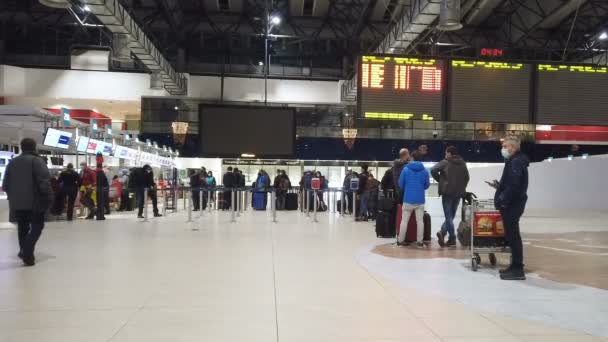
[76,136,89,152]
[43,128,73,149]
[199,105,295,158]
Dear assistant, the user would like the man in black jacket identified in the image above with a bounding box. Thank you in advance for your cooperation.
[381,148,409,199]
[222,167,236,210]
[2,138,52,266]
[494,137,529,280]
[190,169,202,211]
[59,163,80,221]
[135,164,162,218]
[431,146,470,248]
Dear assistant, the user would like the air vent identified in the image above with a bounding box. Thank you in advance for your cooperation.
[303,0,314,16]
[219,0,230,11]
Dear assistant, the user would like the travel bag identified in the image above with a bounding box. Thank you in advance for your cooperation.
[376,210,395,238]
[395,204,432,243]
[285,193,298,210]
[252,192,267,210]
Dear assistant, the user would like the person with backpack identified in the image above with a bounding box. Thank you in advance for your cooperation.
[397,151,430,248]
[431,146,470,248]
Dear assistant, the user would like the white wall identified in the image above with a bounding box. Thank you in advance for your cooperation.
[1,65,341,105]
[466,156,608,212]
[174,157,223,184]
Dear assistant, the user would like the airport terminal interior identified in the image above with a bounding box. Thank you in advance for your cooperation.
[1,0,608,341]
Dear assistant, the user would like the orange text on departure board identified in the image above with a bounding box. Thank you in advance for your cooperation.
[394,65,442,91]
[362,63,385,88]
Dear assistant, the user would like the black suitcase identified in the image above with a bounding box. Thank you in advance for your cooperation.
[376,210,395,238]
[378,197,395,212]
[285,193,298,210]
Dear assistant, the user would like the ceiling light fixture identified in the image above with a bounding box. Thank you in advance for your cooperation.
[83,5,90,11]
[599,32,608,40]
[270,16,281,25]
[258,61,264,66]
[174,106,179,110]
[241,153,255,158]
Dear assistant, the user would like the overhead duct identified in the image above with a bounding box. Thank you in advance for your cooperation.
[464,0,503,25]
[39,0,71,9]
[437,0,463,31]
[341,0,442,102]
[150,72,164,90]
[111,34,131,62]
[82,0,187,95]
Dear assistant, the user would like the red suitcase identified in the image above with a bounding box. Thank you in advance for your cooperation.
[396,204,432,242]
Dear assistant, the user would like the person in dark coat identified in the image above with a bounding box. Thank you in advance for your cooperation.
[493,137,530,281]
[190,169,202,211]
[431,146,470,248]
[357,165,370,221]
[222,167,236,210]
[58,163,80,221]
[135,164,162,218]
[2,138,52,266]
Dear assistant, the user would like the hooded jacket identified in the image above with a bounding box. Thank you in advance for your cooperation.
[495,152,530,208]
[430,155,470,197]
[398,161,430,205]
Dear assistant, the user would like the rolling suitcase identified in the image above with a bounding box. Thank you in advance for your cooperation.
[376,210,395,238]
[285,193,298,210]
[396,205,432,243]
[252,192,267,210]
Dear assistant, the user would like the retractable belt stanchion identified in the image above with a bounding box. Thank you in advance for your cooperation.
[187,189,193,222]
[143,188,149,222]
[182,185,187,211]
[231,189,236,223]
[313,190,318,223]
[271,189,277,223]
[341,190,345,216]
[305,189,310,217]
[162,189,168,216]
[208,189,212,213]
[353,191,357,222]
[199,189,204,217]
[236,189,241,217]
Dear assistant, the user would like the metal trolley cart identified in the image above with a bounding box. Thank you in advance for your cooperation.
[467,198,511,272]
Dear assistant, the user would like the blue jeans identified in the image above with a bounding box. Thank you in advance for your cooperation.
[360,192,369,217]
[441,195,460,240]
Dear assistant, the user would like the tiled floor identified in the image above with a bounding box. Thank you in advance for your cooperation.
[0,202,605,342]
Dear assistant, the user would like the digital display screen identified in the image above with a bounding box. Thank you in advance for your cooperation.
[114,145,139,160]
[43,128,72,149]
[200,105,295,157]
[537,64,608,125]
[359,56,444,120]
[449,61,531,123]
[86,139,112,156]
[76,136,89,152]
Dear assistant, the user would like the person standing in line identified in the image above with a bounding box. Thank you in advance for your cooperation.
[222,167,236,210]
[365,173,380,220]
[206,170,217,204]
[94,153,107,221]
[117,169,130,211]
[417,143,430,161]
[397,151,430,248]
[79,162,97,219]
[2,138,52,266]
[275,170,290,210]
[392,148,410,199]
[58,163,80,221]
[356,165,370,221]
[431,146,470,248]
[493,137,529,281]
[135,164,162,218]
[190,169,202,211]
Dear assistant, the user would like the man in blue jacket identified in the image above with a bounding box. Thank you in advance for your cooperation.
[494,137,529,280]
[397,151,430,248]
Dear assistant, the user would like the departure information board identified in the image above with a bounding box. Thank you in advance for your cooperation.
[537,64,608,125]
[359,56,444,120]
[449,61,531,123]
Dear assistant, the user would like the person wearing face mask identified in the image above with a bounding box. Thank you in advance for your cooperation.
[135,164,162,218]
[492,137,529,281]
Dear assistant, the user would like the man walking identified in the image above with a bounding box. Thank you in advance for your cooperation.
[2,138,52,266]
[58,163,80,221]
[494,137,529,280]
[431,146,470,248]
[397,151,430,248]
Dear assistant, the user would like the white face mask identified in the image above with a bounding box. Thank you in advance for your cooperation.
[501,148,510,159]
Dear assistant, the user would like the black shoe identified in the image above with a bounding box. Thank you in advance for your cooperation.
[85,216,95,220]
[436,231,446,247]
[67,217,73,221]
[499,265,513,275]
[415,242,426,248]
[105,211,110,215]
[17,252,24,260]
[23,258,35,267]
[396,241,410,247]
[154,213,162,217]
[500,268,526,280]
[96,217,106,221]
[445,239,457,248]
[137,215,144,219]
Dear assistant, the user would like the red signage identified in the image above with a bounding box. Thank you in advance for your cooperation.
[481,48,504,57]
[536,125,608,145]
[473,211,504,237]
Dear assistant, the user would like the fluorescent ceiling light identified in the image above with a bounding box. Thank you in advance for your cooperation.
[83,5,90,11]
[270,16,281,25]
[258,61,264,66]
[241,153,255,158]
[599,32,608,40]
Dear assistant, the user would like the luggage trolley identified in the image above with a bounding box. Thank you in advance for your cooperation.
[466,198,510,272]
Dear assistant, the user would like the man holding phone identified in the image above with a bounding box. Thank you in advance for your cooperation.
[493,137,530,280]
